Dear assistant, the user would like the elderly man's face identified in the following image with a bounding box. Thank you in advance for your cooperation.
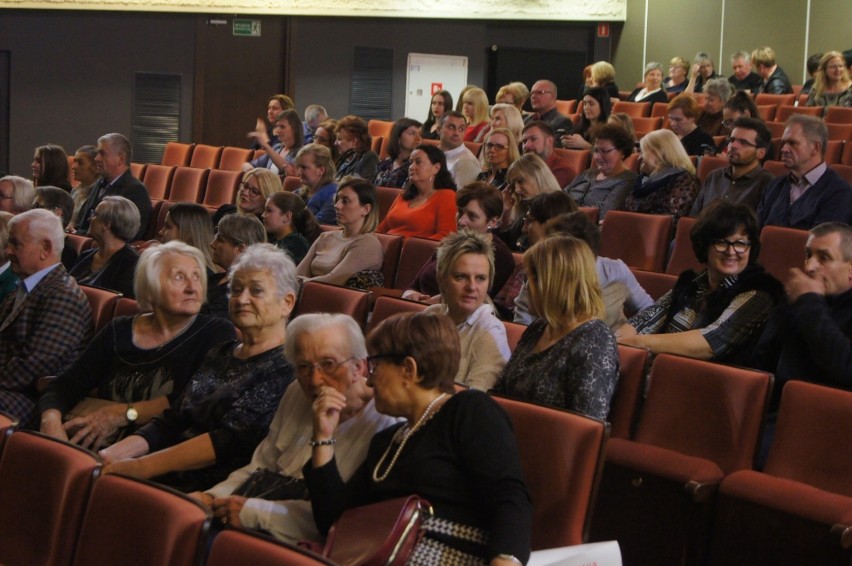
[0,181,15,213]
[293,325,368,406]
[804,232,852,296]
[95,141,126,182]
[6,219,47,277]
[731,57,751,80]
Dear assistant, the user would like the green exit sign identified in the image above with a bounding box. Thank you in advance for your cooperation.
[233,19,261,37]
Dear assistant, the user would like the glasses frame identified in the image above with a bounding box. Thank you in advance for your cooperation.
[294,356,355,378]
[712,238,751,254]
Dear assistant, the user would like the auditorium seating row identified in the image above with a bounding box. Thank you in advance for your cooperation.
[4,357,848,565]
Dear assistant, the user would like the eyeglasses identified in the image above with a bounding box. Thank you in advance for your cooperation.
[522,213,539,225]
[366,353,407,376]
[530,90,554,96]
[239,182,261,197]
[712,239,751,254]
[485,142,508,151]
[294,357,355,378]
[726,137,759,148]
[593,146,619,155]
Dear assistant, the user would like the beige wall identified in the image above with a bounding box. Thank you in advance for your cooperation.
[614,0,851,88]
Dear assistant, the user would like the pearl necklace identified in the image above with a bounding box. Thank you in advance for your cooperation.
[372,393,447,483]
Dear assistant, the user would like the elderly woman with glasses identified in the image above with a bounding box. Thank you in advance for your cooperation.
[98,244,298,492]
[617,201,784,363]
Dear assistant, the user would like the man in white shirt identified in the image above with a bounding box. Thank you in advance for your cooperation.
[440,111,481,188]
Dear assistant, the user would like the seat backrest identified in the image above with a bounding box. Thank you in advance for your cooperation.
[826,122,852,141]
[130,162,148,181]
[161,142,193,167]
[759,225,809,282]
[635,354,772,474]
[824,139,843,165]
[188,144,223,169]
[754,93,797,108]
[666,215,701,275]
[829,163,852,185]
[775,105,822,122]
[218,146,254,171]
[203,169,241,207]
[367,119,394,140]
[756,105,776,122]
[393,236,440,289]
[80,285,122,333]
[612,101,651,118]
[368,296,428,333]
[824,106,852,124]
[375,186,402,222]
[0,431,100,566]
[294,281,370,329]
[72,474,210,566]
[492,395,608,549]
[168,166,209,203]
[579,206,599,224]
[764,120,786,138]
[600,210,673,272]
[552,148,592,183]
[208,529,334,566]
[761,159,788,178]
[555,99,578,115]
[696,155,728,186]
[283,175,303,192]
[371,135,383,156]
[66,233,95,255]
[764,381,852,496]
[464,140,482,157]
[141,164,176,200]
[608,345,650,439]
[631,116,663,135]
[629,268,677,300]
[374,232,403,289]
[114,297,145,318]
[844,138,852,166]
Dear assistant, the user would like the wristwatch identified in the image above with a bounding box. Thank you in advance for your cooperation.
[125,404,139,425]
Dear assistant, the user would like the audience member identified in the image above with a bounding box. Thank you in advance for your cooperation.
[403,181,515,303]
[751,46,793,95]
[488,103,524,141]
[421,90,453,140]
[461,87,490,142]
[627,62,669,106]
[0,212,16,303]
[663,57,690,94]
[372,117,422,189]
[667,94,716,156]
[0,175,35,214]
[334,115,379,181]
[68,145,100,233]
[302,104,328,144]
[799,53,824,98]
[33,186,78,269]
[608,113,637,145]
[377,144,457,240]
[253,94,296,149]
[561,86,611,150]
[477,128,519,191]
[193,313,398,544]
[313,118,339,161]
[524,79,573,137]
[624,129,700,222]
[439,111,481,188]
[455,85,476,114]
[69,195,140,297]
[98,244,298,493]
[245,109,304,176]
[722,91,761,131]
[698,78,735,136]
[0,209,92,424]
[751,222,852,412]
[685,52,722,94]
[206,214,266,319]
[39,241,235,448]
[590,60,620,100]
[806,51,852,112]
[495,81,530,116]
[617,201,783,364]
[305,311,532,564]
[424,230,510,390]
[566,122,637,217]
[217,167,281,225]
[728,51,763,93]
[293,144,338,225]
[691,117,774,216]
[77,133,151,241]
[493,235,619,420]
[160,202,217,272]
[31,144,71,191]
[520,121,574,187]
[757,115,852,229]
[297,179,383,288]
[496,153,562,251]
[263,192,321,265]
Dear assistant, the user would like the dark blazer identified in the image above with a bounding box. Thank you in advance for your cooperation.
[0,268,18,305]
[757,166,852,229]
[0,265,93,422]
[77,169,152,241]
[627,88,669,107]
[755,67,793,95]
[69,245,140,298]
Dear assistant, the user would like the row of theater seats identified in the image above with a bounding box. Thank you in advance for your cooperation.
[3,353,847,565]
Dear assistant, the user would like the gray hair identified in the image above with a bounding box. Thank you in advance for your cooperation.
[0,211,12,263]
[9,208,65,257]
[134,241,208,311]
[644,61,664,77]
[731,51,751,63]
[693,51,714,66]
[704,77,734,102]
[0,175,36,214]
[98,133,132,163]
[228,243,298,300]
[810,222,852,261]
[284,313,367,363]
[786,114,828,158]
[35,186,74,228]
[304,104,328,124]
[97,196,141,242]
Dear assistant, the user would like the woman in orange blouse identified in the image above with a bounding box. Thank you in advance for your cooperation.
[377,144,458,240]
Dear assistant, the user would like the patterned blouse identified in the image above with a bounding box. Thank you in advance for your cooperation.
[493,319,619,420]
[566,169,637,217]
[373,157,411,188]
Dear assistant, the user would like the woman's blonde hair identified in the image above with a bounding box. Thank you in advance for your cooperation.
[462,87,490,126]
[479,127,521,170]
[436,229,496,293]
[495,82,530,112]
[489,103,524,141]
[639,129,695,174]
[240,168,281,215]
[164,203,216,270]
[506,153,561,219]
[591,61,616,86]
[812,51,851,99]
[524,235,603,328]
[296,144,337,190]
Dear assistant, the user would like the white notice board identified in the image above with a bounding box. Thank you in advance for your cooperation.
[404,53,469,121]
